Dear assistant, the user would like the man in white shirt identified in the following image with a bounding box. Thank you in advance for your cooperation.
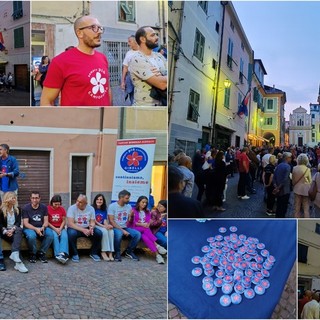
[129,26,167,106]
[301,292,320,319]
[120,35,139,105]
[108,190,141,262]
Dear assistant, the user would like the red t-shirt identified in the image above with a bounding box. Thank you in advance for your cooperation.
[47,205,66,228]
[238,152,249,173]
[44,48,111,106]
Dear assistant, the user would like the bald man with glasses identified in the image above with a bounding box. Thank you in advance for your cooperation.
[41,16,112,107]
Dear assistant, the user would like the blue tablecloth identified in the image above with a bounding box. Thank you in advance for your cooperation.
[168,219,296,319]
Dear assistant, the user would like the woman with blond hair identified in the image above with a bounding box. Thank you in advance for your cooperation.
[292,153,312,218]
[0,192,28,272]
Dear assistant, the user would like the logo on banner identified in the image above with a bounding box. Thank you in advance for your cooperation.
[120,147,148,173]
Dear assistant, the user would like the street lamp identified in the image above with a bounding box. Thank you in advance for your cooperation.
[224,79,231,89]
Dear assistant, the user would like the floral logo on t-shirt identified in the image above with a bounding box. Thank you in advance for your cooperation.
[90,72,107,94]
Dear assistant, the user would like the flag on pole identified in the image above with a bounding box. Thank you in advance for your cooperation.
[0,32,5,51]
[237,89,251,118]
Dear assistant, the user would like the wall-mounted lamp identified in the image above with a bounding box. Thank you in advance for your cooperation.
[224,79,231,88]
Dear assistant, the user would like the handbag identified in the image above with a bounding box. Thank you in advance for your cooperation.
[309,173,318,201]
[149,86,167,106]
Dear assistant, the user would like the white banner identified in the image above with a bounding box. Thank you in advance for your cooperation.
[111,138,156,205]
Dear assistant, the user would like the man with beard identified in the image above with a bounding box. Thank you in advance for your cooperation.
[108,190,141,262]
[40,16,112,106]
[129,26,167,106]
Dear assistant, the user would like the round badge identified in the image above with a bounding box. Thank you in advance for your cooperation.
[245,268,254,277]
[191,256,201,264]
[234,283,245,294]
[202,276,213,284]
[261,279,270,289]
[257,243,265,249]
[223,275,233,283]
[214,278,223,287]
[201,245,211,253]
[204,269,214,276]
[244,288,255,299]
[192,267,203,277]
[203,263,212,270]
[255,255,264,263]
[206,286,217,296]
[261,249,269,257]
[267,255,276,263]
[202,282,214,291]
[219,227,227,233]
[231,292,242,305]
[230,226,238,232]
[220,295,232,307]
[215,269,225,278]
[222,283,233,294]
[254,285,266,295]
[261,269,270,278]
[207,237,215,242]
[215,235,224,241]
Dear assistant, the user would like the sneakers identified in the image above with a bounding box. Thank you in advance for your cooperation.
[241,195,250,200]
[90,254,101,262]
[114,252,122,262]
[266,210,276,216]
[156,244,167,255]
[125,250,139,261]
[14,262,28,273]
[156,253,165,264]
[72,255,80,263]
[9,251,22,263]
[0,259,6,271]
[56,253,69,264]
[37,251,48,263]
[29,254,37,263]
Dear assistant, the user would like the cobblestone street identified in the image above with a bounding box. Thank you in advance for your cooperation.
[0,249,167,319]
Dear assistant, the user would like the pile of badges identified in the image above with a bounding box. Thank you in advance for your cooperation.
[191,226,275,307]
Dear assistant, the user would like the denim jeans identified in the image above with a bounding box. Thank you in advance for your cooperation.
[113,227,141,254]
[52,228,69,256]
[155,231,167,249]
[67,227,102,256]
[23,228,54,255]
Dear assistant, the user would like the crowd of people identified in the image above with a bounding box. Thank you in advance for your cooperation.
[0,143,167,272]
[0,72,13,93]
[298,290,320,319]
[169,143,320,218]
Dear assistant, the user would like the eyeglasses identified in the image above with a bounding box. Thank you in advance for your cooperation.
[78,25,104,33]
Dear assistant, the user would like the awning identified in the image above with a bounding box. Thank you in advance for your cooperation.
[0,60,8,64]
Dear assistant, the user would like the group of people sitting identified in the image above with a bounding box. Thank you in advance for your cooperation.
[0,189,167,273]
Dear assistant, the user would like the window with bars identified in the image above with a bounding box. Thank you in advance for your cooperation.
[12,1,23,20]
[187,89,200,122]
[14,27,24,48]
[193,28,205,62]
[118,1,135,23]
[103,40,129,86]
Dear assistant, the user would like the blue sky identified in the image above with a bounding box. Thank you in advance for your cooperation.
[232,1,320,119]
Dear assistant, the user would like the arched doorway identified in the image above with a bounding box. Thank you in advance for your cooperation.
[263,132,276,146]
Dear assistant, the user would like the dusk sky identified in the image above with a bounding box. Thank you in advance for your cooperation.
[232,1,320,119]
